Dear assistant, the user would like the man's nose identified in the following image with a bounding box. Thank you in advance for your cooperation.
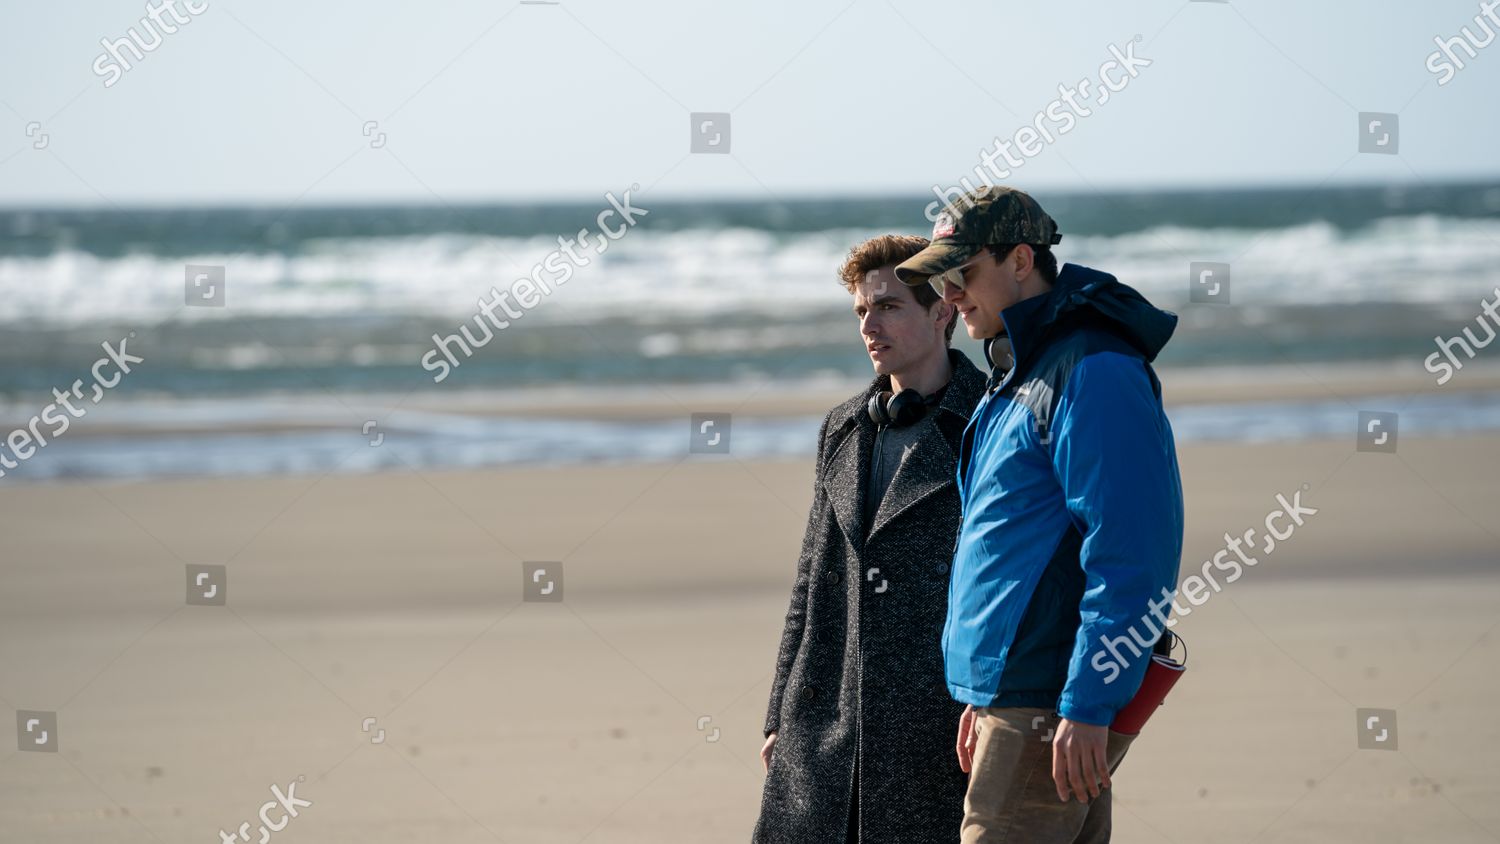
[940,282,964,304]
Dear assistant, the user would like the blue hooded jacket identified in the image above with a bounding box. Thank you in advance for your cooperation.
[944,262,1184,726]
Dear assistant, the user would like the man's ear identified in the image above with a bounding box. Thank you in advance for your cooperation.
[933,300,955,332]
[1013,243,1036,278]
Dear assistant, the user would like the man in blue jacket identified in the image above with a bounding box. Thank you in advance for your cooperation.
[894,186,1184,843]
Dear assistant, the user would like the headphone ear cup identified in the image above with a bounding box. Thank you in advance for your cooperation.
[886,388,927,427]
[867,391,892,426]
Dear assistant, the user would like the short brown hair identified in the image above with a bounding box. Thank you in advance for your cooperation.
[986,243,1059,284]
[838,234,956,343]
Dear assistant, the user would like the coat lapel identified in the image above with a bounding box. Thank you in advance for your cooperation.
[823,349,987,553]
[866,420,956,543]
[867,351,986,545]
[825,413,874,555]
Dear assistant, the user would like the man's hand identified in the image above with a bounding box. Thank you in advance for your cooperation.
[760,732,777,773]
[956,704,977,773]
[1051,718,1111,803]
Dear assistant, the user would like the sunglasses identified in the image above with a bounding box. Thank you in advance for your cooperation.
[927,254,986,296]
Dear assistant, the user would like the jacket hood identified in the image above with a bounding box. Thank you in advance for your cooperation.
[986,262,1178,375]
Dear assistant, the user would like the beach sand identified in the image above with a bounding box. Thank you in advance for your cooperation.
[1,433,1498,842]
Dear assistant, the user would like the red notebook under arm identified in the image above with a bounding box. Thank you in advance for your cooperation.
[1109,634,1187,736]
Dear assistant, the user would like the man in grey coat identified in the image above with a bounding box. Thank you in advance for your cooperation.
[754,234,988,843]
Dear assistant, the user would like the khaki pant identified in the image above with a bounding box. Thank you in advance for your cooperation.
[960,707,1136,844]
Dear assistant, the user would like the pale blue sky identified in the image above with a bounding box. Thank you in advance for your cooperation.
[2,0,1498,206]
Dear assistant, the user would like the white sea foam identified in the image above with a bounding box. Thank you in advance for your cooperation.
[4,216,1500,327]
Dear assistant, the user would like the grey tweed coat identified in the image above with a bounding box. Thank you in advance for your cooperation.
[754,348,988,843]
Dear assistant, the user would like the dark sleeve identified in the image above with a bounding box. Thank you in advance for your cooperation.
[763,410,833,737]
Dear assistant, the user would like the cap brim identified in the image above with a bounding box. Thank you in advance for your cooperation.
[894,240,981,286]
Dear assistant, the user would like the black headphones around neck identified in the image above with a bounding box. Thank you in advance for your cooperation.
[867,388,933,428]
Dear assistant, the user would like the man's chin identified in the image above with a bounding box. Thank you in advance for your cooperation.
[869,352,905,377]
[967,321,1002,340]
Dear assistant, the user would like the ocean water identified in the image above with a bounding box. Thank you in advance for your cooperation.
[3,182,1499,480]
[4,388,1499,483]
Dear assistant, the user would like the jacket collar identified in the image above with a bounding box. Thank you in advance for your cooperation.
[983,262,1179,389]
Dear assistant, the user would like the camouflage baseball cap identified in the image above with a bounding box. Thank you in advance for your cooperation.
[895,186,1062,286]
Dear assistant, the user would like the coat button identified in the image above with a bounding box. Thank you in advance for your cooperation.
[801,686,818,701]
[824,569,841,585]
[936,562,949,574]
